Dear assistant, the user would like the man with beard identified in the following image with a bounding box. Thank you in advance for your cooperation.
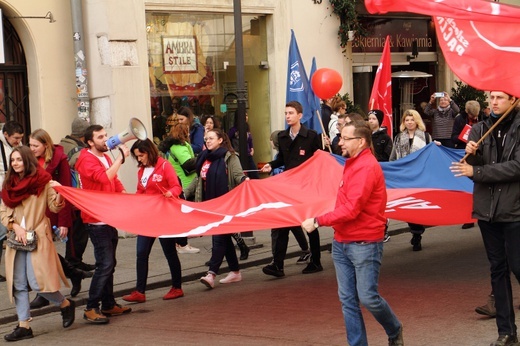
[76,125,132,324]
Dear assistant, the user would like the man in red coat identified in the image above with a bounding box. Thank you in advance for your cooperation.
[76,124,132,324]
[301,121,404,346]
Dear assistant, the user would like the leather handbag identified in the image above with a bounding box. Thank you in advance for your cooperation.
[6,230,38,252]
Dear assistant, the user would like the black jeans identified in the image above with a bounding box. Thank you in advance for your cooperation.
[136,235,182,292]
[272,226,320,269]
[208,235,239,275]
[86,224,118,310]
[479,220,520,336]
[65,210,89,266]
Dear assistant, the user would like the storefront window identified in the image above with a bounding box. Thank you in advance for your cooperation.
[146,12,269,143]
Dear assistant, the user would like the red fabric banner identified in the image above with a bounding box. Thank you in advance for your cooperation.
[368,35,393,137]
[365,0,520,98]
[56,150,474,238]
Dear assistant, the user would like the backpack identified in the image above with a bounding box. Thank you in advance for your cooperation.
[67,146,83,188]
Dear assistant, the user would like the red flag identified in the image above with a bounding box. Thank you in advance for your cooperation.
[365,0,520,98]
[56,147,475,238]
[368,35,393,137]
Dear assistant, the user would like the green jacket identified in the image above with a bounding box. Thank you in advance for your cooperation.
[184,151,245,202]
[168,141,196,188]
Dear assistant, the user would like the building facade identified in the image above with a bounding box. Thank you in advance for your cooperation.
[2,0,516,188]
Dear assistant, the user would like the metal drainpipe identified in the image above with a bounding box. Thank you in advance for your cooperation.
[70,0,90,121]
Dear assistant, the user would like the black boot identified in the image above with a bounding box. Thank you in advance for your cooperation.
[411,234,422,251]
[4,325,33,342]
[232,233,250,261]
[30,295,50,309]
[61,299,76,328]
[59,254,92,297]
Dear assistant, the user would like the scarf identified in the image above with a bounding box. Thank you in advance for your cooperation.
[393,129,429,160]
[2,166,52,208]
[195,147,228,201]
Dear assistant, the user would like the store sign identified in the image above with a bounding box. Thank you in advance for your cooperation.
[353,18,436,53]
[162,36,197,73]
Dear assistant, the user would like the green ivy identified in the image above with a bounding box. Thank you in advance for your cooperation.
[450,81,488,112]
[329,0,365,50]
[340,92,363,114]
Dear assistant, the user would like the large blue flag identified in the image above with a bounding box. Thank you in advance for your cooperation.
[308,57,322,132]
[286,30,321,133]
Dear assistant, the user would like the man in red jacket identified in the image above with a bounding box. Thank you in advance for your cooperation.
[301,121,403,346]
[76,124,132,324]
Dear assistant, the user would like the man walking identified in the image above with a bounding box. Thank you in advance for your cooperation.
[451,91,520,346]
[301,121,403,346]
[261,101,323,276]
[59,117,96,276]
[76,124,131,324]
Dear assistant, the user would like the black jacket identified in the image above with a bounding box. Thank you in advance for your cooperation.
[467,110,520,222]
[269,124,321,171]
[371,128,393,162]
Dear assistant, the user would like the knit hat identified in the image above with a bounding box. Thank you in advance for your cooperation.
[71,117,90,137]
[368,109,384,127]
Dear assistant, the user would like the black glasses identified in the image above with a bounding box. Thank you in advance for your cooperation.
[341,136,361,141]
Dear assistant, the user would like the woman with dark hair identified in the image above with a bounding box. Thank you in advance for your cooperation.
[1,146,75,341]
[177,106,204,155]
[228,111,259,179]
[185,128,248,289]
[201,114,221,133]
[122,139,184,303]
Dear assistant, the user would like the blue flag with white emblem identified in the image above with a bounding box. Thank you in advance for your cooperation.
[286,30,321,133]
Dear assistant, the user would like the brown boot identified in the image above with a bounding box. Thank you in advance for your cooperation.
[475,295,496,317]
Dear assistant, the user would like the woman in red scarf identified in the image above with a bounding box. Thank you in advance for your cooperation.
[0,146,75,341]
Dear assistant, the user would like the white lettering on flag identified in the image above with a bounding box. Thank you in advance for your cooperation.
[386,197,441,212]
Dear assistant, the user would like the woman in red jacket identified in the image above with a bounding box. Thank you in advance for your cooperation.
[123,138,184,303]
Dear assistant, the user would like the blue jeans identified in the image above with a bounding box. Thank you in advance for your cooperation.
[86,224,118,310]
[332,240,401,346]
[208,235,239,275]
[13,251,65,321]
[136,235,182,292]
[478,220,520,336]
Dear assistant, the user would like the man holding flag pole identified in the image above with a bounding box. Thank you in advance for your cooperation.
[366,1,520,345]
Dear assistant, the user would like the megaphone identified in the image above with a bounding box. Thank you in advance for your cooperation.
[106,117,147,150]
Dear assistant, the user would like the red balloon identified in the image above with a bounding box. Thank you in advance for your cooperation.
[311,68,343,100]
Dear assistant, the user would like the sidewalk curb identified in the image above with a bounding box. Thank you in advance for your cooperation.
[0,226,410,325]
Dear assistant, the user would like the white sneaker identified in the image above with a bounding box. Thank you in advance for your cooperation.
[177,244,200,254]
[200,273,215,289]
[219,271,242,284]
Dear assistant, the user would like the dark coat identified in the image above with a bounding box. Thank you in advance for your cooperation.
[467,110,520,222]
[269,124,321,171]
[371,128,393,162]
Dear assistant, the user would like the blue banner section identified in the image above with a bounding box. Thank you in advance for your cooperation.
[333,143,473,192]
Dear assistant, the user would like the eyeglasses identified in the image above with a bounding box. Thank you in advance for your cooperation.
[341,136,361,141]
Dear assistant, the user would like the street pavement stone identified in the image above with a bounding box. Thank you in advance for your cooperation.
[0,221,512,345]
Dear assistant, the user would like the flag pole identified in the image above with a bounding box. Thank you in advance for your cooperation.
[314,108,332,153]
[461,98,520,161]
